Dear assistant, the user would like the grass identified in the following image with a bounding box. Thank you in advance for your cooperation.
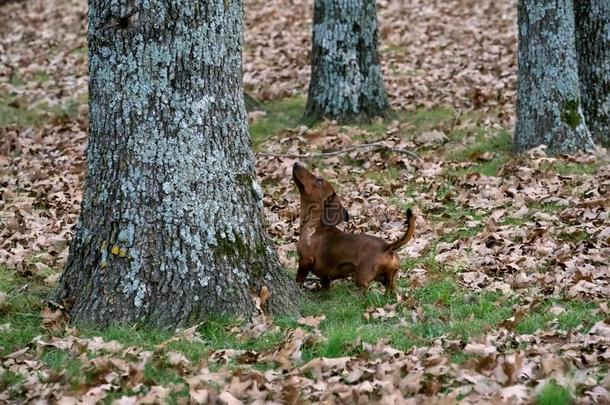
[518,300,602,334]
[248,99,458,155]
[424,199,487,243]
[407,107,456,132]
[249,95,305,149]
[527,200,565,214]
[539,160,600,176]
[411,278,514,340]
[0,96,46,128]
[1,98,604,401]
[2,71,85,128]
[364,166,401,186]
[447,129,512,177]
[0,264,50,353]
[536,380,573,405]
[359,105,456,138]
[6,261,596,365]
[0,94,86,129]
[0,370,23,391]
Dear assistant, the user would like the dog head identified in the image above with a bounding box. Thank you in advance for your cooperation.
[293,162,349,226]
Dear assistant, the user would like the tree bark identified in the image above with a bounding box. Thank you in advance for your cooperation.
[304,0,390,124]
[514,0,595,155]
[574,0,610,146]
[54,0,299,328]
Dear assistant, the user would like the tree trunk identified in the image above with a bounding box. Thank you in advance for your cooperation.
[574,0,610,146]
[304,0,390,124]
[514,0,595,155]
[54,0,299,328]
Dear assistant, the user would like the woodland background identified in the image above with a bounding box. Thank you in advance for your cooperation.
[1,0,609,403]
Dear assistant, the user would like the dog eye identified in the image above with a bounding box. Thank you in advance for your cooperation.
[316,178,322,185]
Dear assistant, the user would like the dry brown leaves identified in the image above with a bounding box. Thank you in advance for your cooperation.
[3,321,610,403]
[1,0,87,273]
[244,0,517,121]
[0,0,518,270]
[2,0,609,403]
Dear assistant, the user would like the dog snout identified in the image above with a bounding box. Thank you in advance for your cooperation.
[293,162,306,180]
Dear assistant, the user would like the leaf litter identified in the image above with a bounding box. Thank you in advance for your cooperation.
[1,0,610,403]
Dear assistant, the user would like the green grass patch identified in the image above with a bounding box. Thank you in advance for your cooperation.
[536,380,573,405]
[350,106,456,137]
[33,72,52,83]
[40,349,84,389]
[359,117,389,135]
[439,225,483,244]
[407,107,456,133]
[296,275,552,353]
[0,265,49,354]
[447,129,512,176]
[0,370,25,401]
[548,161,599,176]
[0,94,86,129]
[555,228,589,243]
[78,316,286,363]
[0,250,604,379]
[414,277,457,306]
[473,156,510,177]
[50,97,84,122]
[501,216,530,226]
[526,200,565,214]
[0,315,44,355]
[518,300,602,334]
[381,43,405,54]
[0,96,46,128]
[9,74,26,86]
[425,200,487,243]
[401,251,444,274]
[297,282,415,357]
[249,96,305,149]
[453,129,512,159]
[411,278,514,340]
[70,45,88,55]
[364,166,401,187]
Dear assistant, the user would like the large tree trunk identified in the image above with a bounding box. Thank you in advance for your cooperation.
[304,0,390,124]
[54,0,299,328]
[514,0,595,155]
[574,0,610,146]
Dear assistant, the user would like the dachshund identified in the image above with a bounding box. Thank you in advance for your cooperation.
[292,162,415,292]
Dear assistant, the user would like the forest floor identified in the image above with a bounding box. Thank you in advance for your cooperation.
[1,0,610,404]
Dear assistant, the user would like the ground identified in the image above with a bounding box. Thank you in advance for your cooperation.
[1,0,609,404]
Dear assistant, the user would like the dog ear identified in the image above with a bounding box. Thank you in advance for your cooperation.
[322,193,349,226]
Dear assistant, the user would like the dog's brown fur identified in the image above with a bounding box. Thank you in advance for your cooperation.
[293,162,415,292]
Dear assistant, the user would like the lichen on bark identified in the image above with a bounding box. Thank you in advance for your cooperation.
[514,0,595,155]
[54,0,300,328]
[304,0,390,124]
[574,0,610,146]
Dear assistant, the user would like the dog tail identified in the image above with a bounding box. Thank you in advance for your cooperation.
[385,208,416,253]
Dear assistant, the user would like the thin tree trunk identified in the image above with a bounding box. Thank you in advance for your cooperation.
[304,0,390,124]
[514,0,594,155]
[54,0,299,328]
[575,0,610,146]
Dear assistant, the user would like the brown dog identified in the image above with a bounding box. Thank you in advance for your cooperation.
[292,162,415,292]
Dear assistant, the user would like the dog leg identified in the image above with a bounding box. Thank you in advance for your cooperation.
[355,259,378,292]
[355,272,372,292]
[296,261,314,286]
[384,272,397,294]
[385,259,401,294]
